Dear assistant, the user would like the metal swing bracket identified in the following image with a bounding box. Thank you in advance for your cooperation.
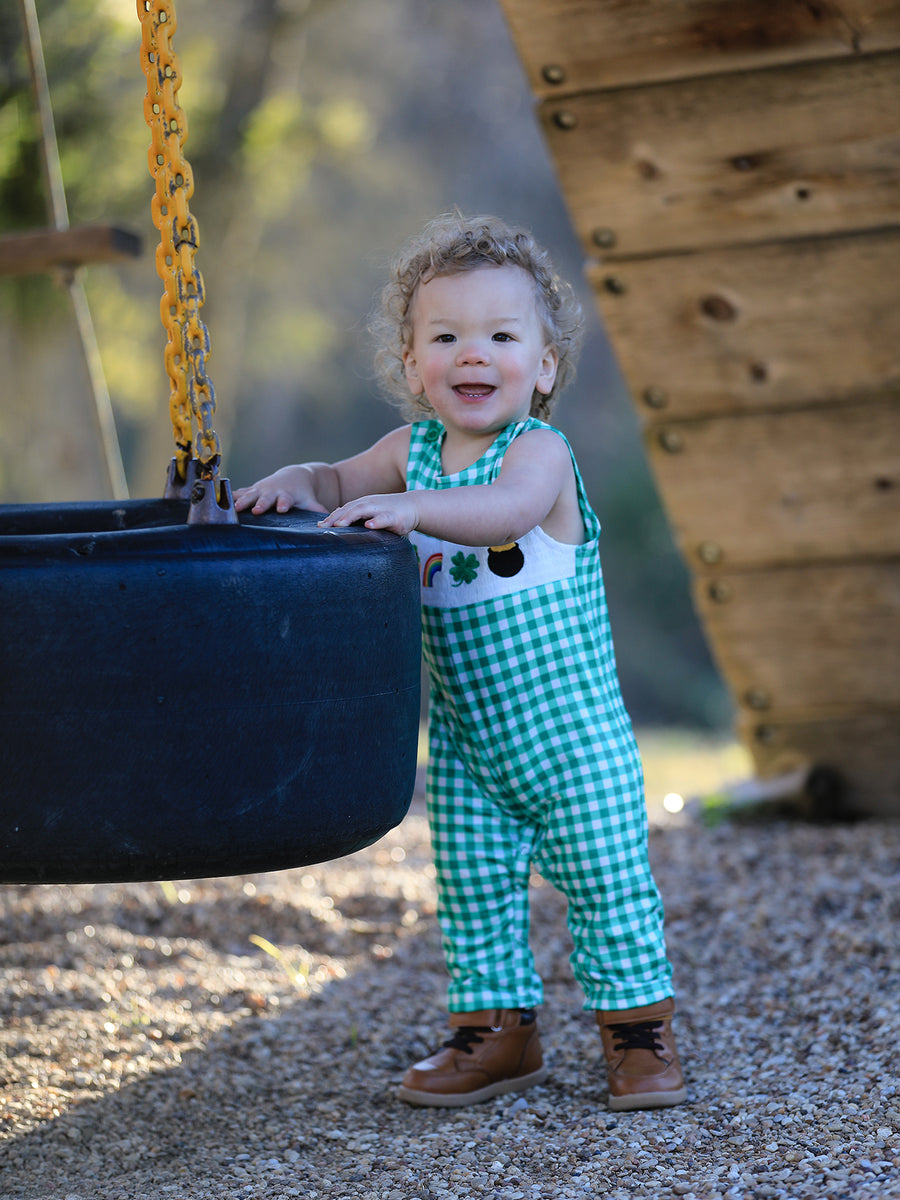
[164,456,238,524]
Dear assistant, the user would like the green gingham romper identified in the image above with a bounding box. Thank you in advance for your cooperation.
[407,416,673,1013]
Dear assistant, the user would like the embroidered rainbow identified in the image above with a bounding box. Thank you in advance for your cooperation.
[423,552,443,587]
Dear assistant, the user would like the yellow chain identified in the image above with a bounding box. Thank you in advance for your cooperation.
[137,0,220,484]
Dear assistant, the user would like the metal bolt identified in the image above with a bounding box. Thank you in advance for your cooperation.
[603,276,627,296]
[697,541,722,564]
[552,110,578,131]
[592,228,617,250]
[658,429,684,454]
[542,64,567,85]
[708,580,732,604]
[754,724,778,745]
[745,687,771,711]
[643,387,668,410]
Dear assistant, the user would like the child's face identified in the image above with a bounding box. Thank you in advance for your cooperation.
[402,265,558,439]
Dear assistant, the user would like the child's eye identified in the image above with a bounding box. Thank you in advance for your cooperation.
[492,332,514,342]
[434,333,456,343]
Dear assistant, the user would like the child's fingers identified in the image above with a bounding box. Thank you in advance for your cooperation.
[234,486,295,514]
[319,496,412,535]
[318,502,364,527]
[320,500,385,528]
[233,489,263,512]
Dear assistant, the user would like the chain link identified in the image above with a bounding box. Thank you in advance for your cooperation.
[137,0,220,484]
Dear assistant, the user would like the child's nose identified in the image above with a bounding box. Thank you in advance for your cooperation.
[456,339,490,365]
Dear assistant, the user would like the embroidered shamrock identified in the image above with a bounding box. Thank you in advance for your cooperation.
[449,551,479,587]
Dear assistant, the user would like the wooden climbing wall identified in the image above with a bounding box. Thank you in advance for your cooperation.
[497,0,900,815]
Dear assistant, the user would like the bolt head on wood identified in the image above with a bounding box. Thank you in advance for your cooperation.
[708,580,733,603]
[658,429,684,453]
[697,540,722,563]
[745,687,772,711]
[643,386,668,409]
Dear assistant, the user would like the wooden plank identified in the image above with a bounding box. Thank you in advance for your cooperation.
[0,225,142,277]
[539,52,900,257]
[499,0,900,96]
[739,710,900,817]
[693,560,900,716]
[647,400,900,571]
[590,231,900,422]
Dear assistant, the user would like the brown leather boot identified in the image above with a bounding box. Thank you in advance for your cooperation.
[596,997,687,1111]
[397,1008,548,1107]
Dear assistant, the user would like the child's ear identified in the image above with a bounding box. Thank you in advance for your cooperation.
[535,345,559,396]
[403,349,424,396]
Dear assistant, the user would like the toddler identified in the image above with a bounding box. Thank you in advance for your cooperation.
[234,214,686,1111]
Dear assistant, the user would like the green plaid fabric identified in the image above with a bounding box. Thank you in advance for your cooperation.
[408,419,673,1012]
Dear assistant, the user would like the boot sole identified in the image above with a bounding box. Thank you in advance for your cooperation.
[397,1065,549,1108]
[609,1086,688,1112]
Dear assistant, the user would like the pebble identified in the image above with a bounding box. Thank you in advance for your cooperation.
[1,801,899,1200]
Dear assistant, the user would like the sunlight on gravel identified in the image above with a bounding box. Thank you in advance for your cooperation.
[1,732,898,1200]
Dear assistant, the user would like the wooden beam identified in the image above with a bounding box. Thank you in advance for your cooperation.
[498,0,900,97]
[590,231,900,423]
[0,224,142,278]
[740,709,900,818]
[647,399,900,572]
[539,52,900,258]
[694,560,900,716]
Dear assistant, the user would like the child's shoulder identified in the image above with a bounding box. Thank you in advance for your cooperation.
[516,415,565,438]
[508,418,573,460]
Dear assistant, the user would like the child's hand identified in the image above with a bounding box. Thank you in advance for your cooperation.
[319,493,420,536]
[233,464,337,514]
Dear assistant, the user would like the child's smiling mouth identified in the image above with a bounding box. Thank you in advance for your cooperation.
[453,384,496,399]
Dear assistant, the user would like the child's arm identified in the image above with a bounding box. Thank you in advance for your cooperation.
[320,429,584,546]
[233,427,411,515]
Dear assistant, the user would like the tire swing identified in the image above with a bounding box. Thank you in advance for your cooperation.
[0,1,421,885]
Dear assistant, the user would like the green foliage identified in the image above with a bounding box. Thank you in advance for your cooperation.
[0,0,144,232]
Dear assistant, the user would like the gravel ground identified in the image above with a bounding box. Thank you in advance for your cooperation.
[1,779,899,1200]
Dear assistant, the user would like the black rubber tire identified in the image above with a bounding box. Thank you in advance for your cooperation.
[0,500,421,883]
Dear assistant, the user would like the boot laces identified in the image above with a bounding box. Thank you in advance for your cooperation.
[609,1019,665,1054]
[443,1026,490,1054]
[442,1009,535,1055]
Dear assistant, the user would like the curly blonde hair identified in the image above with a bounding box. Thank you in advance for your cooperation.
[371,213,584,421]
